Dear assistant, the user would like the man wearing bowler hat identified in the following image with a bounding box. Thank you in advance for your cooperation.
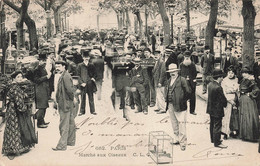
[179,51,197,115]
[207,69,227,148]
[129,57,149,115]
[221,47,239,75]
[34,53,51,128]
[77,50,97,116]
[53,60,76,151]
[201,45,215,94]
[165,64,191,151]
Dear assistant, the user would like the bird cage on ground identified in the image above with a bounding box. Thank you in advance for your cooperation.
[148,131,173,164]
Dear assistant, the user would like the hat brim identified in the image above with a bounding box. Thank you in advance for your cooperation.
[166,69,180,72]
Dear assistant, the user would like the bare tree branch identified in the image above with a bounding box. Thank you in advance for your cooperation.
[3,0,20,13]
[35,0,45,9]
[57,0,69,11]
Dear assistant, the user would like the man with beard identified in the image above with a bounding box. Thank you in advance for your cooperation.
[34,53,51,128]
[179,51,197,115]
[77,50,97,116]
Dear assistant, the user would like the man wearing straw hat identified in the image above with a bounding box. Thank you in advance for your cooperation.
[165,64,191,151]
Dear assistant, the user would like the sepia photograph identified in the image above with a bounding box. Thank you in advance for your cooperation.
[0,0,260,165]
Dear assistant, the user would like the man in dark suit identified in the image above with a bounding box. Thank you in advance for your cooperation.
[221,47,239,75]
[77,50,97,116]
[111,46,131,110]
[179,51,197,115]
[34,53,51,128]
[201,45,215,94]
[143,48,156,107]
[53,60,76,151]
[206,69,228,148]
[129,57,149,114]
[90,49,104,100]
[165,64,191,151]
[152,50,167,114]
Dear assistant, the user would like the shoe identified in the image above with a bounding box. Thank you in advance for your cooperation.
[190,112,197,115]
[119,106,125,109]
[143,111,148,115]
[170,141,180,145]
[67,143,75,146]
[202,91,206,94]
[215,143,228,148]
[44,122,50,125]
[37,124,48,128]
[149,103,155,107]
[7,155,15,160]
[180,146,186,151]
[211,139,223,143]
[78,113,85,116]
[135,110,142,113]
[91,112,97,115]
[157,111,166,114]
[131,105,135,110]
[154,109,160,112]
[52,147,66,151]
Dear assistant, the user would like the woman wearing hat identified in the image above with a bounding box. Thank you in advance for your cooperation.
[2,71,37,160]
[238,67,259,142]
[221,66,239,138]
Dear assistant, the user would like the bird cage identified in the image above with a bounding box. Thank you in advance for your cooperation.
[148,131,173,164]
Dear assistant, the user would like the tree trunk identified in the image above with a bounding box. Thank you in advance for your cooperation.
[205,0,218,54]
[116,12,120,30]
[119,11,123,30]
[0,6,6,73]
[134,15,138,34]
[126,9,131,33]
[186,0,190,32]
[157,0,170,46]
[242,0,256,70]
[135,11,143,38]
[16,13,24,51]
[122,10,126,27]
[46,11,51,39]
[54,9,60,34]
[24,13,38,50]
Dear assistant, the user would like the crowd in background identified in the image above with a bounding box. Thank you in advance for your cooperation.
[1,28,260,159]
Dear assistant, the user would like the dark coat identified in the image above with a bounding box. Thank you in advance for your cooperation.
[34,65,50,109]
[179,62,197,88]
[77,62,97,93]
[206,81,227,118]
[56,70,74,113]
[165,76,191,112]
[201,53,215,75]
[129,65,149,87]
[91,57,104,81]
[152,58,167,87]
[112,63,133,91]
[221,55,239,73]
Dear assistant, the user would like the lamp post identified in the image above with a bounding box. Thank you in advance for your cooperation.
[168,3,175,44]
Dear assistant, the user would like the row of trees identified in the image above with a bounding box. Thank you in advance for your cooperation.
[2,0,83,51]
[98,0,258,69]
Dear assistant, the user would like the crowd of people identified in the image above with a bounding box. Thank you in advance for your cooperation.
[1,28,260,159]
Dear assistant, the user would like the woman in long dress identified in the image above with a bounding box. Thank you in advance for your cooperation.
[238,68,260,142]
[2,70,37,160]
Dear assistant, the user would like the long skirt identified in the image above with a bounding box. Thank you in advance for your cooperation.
[239,95,259,141]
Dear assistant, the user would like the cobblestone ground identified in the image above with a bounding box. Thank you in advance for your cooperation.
[0,73,259,166]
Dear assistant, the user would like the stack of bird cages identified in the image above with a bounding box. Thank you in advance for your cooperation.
[148,131,173,164]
